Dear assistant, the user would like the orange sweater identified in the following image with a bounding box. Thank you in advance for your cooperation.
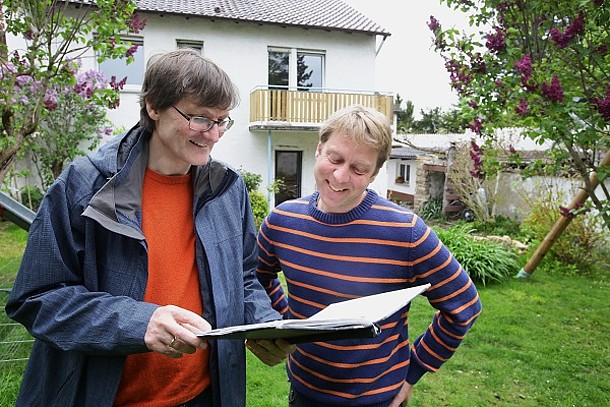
[115,169,209,407]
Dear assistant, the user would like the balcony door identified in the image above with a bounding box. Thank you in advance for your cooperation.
[268,50,290,120]
[275,150,302,205]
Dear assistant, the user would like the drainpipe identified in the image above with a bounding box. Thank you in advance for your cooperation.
[267,129,272,203]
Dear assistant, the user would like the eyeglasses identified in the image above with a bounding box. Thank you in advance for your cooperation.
[172,106,234,132]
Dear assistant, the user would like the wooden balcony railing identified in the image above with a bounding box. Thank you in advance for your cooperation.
[249,87,394,129]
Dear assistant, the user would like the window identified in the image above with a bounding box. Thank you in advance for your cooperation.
[268,49,290,89]
[98,37,144,85]
[268,48,324,90]
[397,163,411,186]
[177,40,203,54]
[297,52,323,90]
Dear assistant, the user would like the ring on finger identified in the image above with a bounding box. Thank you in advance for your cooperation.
[168,336,178,349]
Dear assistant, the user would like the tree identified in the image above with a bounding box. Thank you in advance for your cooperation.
[25,67,119,190]
[412,107,444,133]
[405,105,467,134]
[439,107,469,133]
[0,0,143,184]
[430,0,610,230]
[395,94,415,133]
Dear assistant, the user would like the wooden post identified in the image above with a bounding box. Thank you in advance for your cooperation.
[515,150,610,278]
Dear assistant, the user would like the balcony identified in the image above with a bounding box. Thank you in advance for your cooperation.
[249,86,394,131]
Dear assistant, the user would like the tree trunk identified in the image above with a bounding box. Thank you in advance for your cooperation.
[515,149,610,278]
[0,148,20,185]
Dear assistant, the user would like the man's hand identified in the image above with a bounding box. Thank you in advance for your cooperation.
[145,305,211,358]
[245,338,296,366]
[389,381,413,407]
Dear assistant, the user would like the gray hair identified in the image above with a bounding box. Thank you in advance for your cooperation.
[139,49,240,132]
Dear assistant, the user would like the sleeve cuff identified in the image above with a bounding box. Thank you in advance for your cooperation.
[406,355,429,384]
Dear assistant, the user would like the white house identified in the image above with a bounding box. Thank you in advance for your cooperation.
[67,0,394,206]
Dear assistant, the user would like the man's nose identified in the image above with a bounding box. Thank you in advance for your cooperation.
[334,165,351,182]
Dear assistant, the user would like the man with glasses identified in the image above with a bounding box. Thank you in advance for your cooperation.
[6,49,293,407]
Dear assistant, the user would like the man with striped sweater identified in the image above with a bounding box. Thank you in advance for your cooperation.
[248,105,482,406]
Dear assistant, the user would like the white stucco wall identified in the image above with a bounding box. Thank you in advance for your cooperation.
[6,9,387,206]
[102,13,382,203]
[386,159,417,196]
[399,129,555,152]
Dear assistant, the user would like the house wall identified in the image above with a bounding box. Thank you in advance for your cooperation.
[107,13,382,202]
[494,172,609,221]
[386,158,417,195]
[109,14,386,204]
[6,9,388,204]
[386,158,416,207]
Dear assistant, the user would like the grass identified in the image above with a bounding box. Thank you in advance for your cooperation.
[0,221,30,407]
[1,220,609,406]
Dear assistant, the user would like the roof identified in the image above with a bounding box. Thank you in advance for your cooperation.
[390,146,426,160]
[133,0,390,37]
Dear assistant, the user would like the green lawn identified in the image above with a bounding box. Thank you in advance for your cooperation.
[245,271,610,406]
[1,220,609,406]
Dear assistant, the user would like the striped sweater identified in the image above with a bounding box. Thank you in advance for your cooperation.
[256,190,482,406]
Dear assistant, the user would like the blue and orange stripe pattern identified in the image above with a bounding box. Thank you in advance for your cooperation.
[256,190,481,405]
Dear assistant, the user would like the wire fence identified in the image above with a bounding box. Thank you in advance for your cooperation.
[0,258,33,368]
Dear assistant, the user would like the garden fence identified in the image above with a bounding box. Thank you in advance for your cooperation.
[0,287,33,367]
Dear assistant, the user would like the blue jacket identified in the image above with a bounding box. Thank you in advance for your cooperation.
[6,126,281,406]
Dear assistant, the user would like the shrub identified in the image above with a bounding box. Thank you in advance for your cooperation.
[521,186,608,275]
[250,191,269,229]
[19,185,43,212]
[237,168,271,229]
[434,223,519,286]
[419,198,443,221]
[239,169,263,194]
[469,215,525,240]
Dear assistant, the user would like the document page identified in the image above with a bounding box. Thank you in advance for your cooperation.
[197,283,430,343]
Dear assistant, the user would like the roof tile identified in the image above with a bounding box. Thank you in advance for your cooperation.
[134,0,390,36]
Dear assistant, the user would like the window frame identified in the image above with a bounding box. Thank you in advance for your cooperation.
[97,36,144,90]
[267,47,325,91]
[398,163,411,186]
[176,40,204,54]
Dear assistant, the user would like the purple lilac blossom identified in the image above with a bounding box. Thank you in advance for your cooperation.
[541,75,564,102]
[550,12,585,48]
[485,27,507,53]
[514,99,529,115]
[592,87,610,121]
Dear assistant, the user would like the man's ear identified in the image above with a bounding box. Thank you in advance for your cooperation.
[368,166,381,184]
[146,101,159,120]
[314,142,322,158]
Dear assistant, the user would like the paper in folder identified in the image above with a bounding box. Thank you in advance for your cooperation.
[197,284,430,344]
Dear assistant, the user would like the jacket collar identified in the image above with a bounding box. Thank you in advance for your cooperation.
[82,125,237,239]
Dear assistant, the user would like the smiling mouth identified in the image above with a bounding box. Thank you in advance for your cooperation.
[189,140,208,148]
[328,183,345,192]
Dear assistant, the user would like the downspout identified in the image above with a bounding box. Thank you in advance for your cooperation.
[267,129,272,203]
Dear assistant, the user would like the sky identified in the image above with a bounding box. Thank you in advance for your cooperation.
[340,1,470,114]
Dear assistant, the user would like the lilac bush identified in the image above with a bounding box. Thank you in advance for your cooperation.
[431,0,610,229]
[0,0,142,183]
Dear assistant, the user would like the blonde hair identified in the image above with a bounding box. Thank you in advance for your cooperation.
[319,104,392,171]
